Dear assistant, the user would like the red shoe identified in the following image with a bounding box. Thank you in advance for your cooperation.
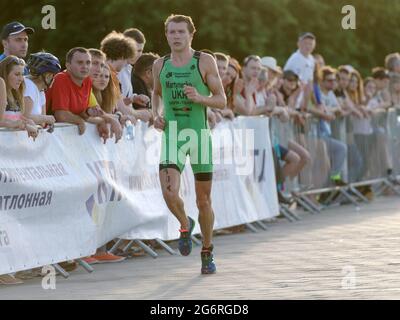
[82,256,98,265]
[92,252,126,264]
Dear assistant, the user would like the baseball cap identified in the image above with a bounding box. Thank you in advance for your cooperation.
[299,32,316,41]
[1,21,34,40]
[283,70,299,81]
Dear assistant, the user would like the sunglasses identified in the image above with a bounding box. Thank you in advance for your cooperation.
[6,56,25,66]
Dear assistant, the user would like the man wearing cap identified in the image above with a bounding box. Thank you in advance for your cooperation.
[284,32,316,84]
[1,21,34,74]
[1,21,34,59]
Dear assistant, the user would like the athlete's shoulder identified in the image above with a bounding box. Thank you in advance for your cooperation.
[153,55,170,70]
[198,52,216,64]
[154,57,164,65]
[198,52,218,73]
[153,57,165,71]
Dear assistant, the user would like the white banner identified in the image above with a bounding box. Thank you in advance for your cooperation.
[0,117,278,275]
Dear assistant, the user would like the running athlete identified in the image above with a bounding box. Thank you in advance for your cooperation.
[152,14,226,274]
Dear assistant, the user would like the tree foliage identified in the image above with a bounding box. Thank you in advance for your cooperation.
[0,0,399,76]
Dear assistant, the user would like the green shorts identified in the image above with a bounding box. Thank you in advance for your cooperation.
[160,126,213,177]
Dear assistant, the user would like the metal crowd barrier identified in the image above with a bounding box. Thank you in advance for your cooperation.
[270,107,400,213]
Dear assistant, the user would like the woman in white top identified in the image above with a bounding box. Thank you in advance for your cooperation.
[24,52,61,127]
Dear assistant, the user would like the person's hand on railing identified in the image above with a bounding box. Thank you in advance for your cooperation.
[358,106,370,118]
[25,122,39,141]
[133,94,150,107]
[118,114,137,127]
[265,93,277,113]
[77,119,86,135]
[272,106,289,123]
[109,117,123,144]
[134,109,153,123]
[42,115,56,126]
[332,107,346,118]
[213,109,223,123]
[207,109,217,129]
[321,109,336,121]
[97,121,110,144]
[220,108,235,120]
[293,111,306,127]
[153,115,166,131]
[351,108,364,119]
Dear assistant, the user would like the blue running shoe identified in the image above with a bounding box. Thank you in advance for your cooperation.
[178,216,195,256]
[201,245,216,275]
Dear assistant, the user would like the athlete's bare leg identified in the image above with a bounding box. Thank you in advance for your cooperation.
[159,168,189,230]
[194,179,214,248]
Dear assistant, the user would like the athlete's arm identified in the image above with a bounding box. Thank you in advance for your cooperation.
[184,53,227,110]
[152,58,166,131]
[152,58,164,118]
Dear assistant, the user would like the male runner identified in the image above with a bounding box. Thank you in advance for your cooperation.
[152,14,226,274]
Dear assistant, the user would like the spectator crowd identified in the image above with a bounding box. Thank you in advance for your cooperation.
[1,19,400,285]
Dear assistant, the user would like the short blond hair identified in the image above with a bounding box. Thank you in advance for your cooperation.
[164,14,196,34]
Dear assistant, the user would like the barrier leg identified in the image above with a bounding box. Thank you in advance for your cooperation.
[324,190,341,206]
[109,239,124,254]
[279,206,295,222]
[155,238,177,255]
[77,258,94,273]
[280,205,300,222]
[53,264,69,279]
[338,189,360,208]
[134,239,158,259]
[298,195,322,213]
[246,223,259,233]
[255,220,269,231]
[122,240,135,253]
[296,197,318,214]
[372,182,386,197]
[383,179,400,196]
[349,186,370,203]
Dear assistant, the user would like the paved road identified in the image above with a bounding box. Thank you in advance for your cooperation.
[2,196,400,300]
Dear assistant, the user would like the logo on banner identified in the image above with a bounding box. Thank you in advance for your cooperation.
[85,161,123,222]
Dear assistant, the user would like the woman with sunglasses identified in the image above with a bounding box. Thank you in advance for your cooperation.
[23,52,61,128]
[0,55,38,139]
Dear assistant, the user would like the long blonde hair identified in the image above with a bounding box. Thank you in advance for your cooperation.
[0,55,26,113]
[348,69,364,105]
[93,64,119,114]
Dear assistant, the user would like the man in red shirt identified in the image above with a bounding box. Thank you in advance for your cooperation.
[47,47,122,142]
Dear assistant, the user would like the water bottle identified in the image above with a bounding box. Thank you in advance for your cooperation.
[125,120,134,140]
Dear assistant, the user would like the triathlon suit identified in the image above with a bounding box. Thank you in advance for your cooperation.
[159,51,213,181]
